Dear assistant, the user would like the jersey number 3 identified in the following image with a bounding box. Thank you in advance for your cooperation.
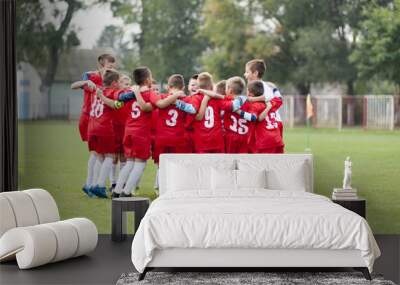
[166,109,178,127]
[131,102,141,119]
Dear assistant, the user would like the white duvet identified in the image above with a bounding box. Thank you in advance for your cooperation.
[131,190,380,273]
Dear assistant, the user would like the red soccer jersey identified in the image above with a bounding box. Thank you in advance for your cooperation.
[151,109,159,139]
[189,93,232,151]
[150,93,187,146]
[249,101,284,150]
[87,87,118,137]
[81,71,102,115]
[112,88,131,126]
[124,90,154,141]
[223,95,252,139]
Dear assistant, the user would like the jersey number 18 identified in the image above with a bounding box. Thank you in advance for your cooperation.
[90,97,104,118]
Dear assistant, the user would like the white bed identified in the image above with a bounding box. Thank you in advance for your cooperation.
[131,154,380,280]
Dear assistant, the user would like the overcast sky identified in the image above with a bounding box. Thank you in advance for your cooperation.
[71,5,127,49]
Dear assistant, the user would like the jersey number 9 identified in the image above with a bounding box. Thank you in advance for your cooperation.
[204,106,214,128]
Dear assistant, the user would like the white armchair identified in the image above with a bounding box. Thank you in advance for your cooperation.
[0,189,98,269]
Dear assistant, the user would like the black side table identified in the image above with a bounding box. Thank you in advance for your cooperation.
[332,198,366,218]
[112,197,150,242]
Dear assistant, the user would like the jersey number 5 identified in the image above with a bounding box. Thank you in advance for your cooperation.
[166,109,178,127]
[204,106,214,128]
[131,102,141,119]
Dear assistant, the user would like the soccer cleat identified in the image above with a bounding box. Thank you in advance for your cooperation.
[119,192,132,198]
[111,192,120,199]
[92,186,108,199]
[82,185,94,197]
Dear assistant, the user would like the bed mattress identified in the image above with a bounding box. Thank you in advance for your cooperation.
[131,190,380,273]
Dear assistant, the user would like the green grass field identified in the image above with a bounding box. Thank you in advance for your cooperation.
[18,120,400,234]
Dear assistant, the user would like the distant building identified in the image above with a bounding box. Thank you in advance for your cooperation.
[17,47,114,120]
[17,62,45,119]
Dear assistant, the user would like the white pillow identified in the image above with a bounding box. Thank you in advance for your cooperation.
[211,168,236,190]
[236,169,267,189]
[266,161,308,191]
[166,159,236,192]
[238,159,309,192]
[167,163,211,191]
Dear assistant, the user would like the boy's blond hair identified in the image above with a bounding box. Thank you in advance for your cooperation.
[226,76,245,95]
[119,74,131,83]
[198,72,213,90]
[168,74,185,90]
[215,80,227,95]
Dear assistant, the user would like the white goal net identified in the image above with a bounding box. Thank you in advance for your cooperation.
[313,95,342,129]
[364,95,395,130]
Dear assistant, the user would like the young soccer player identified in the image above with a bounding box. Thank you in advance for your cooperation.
[183,74,199,153]
[150,80,160,183]
[150,74,196,189]
[247,80,284,153]
[112,67,155,198]
[86,69,120,198]
[109,74,132,191]
[190,72,247,153]
[71,54,116,142]
[199,77,253,153]
[222,77,252,153]
[188,74,199,95]
[215,80,227,133]
[70,54,116,197]
[244,59,284,138]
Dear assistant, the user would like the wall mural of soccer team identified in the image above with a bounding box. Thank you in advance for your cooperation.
[71,55,284,199]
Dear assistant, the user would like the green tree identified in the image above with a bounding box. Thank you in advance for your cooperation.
[95,25,140,72]
[17,0,141,115]
[137,0,206,83]
[257,0,371,96]
[351,0,400,93]
[17,0,82,114]
[96,25,125,50]
[200,0,277,81]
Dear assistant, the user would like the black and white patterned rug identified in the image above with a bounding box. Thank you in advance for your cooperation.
[116,271,396,285]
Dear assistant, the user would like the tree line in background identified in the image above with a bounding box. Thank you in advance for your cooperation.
[17,0,400,98]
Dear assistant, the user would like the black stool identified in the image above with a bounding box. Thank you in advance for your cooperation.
[112,197,150,242]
